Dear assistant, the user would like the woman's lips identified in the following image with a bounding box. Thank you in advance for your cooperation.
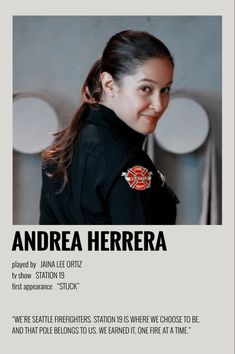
[141,113,158,122]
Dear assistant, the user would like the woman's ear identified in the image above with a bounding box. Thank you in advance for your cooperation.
[100,72,118,97]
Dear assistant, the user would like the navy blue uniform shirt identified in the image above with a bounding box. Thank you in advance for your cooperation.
[39,104,179,224]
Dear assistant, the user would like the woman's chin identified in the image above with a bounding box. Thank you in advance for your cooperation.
[140,121,158,135]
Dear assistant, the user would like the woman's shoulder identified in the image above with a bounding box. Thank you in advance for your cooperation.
[78,119,137,155]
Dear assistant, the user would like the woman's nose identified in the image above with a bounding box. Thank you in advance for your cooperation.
[149,95,163,113]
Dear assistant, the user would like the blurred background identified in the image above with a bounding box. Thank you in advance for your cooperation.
[13,16,222,225]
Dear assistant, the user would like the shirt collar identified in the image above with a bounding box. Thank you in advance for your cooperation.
[86,104,146,148]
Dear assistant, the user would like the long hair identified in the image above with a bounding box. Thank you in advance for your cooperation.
[42,30,174,191]
[41,58,102,190]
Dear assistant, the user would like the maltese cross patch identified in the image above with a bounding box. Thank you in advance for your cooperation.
[121,165,152,191]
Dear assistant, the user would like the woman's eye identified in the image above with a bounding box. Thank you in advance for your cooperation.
[139,86,152,94]
[161,87,172,94]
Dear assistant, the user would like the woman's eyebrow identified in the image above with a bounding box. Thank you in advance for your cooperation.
[138,78,173,85]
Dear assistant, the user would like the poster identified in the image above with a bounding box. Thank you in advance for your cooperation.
[1,1,234,353]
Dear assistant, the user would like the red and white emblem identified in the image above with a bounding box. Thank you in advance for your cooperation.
[121,165,153,190]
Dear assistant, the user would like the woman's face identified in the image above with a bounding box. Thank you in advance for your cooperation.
[108,57,173,135]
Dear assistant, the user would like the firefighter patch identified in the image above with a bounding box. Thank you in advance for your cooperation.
[121,165,153,190]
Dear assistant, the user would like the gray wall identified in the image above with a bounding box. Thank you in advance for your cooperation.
[13,16,222,224]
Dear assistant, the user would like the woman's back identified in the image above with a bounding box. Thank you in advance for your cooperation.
[40,105,178,225]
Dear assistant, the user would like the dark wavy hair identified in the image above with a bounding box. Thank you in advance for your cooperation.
[42,30,174,190]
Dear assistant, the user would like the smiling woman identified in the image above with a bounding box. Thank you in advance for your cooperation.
[40,30,179,225]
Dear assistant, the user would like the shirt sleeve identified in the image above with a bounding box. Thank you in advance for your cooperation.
[106,155,178,225]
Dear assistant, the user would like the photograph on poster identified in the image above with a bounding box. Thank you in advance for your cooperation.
[13,15,222,225]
